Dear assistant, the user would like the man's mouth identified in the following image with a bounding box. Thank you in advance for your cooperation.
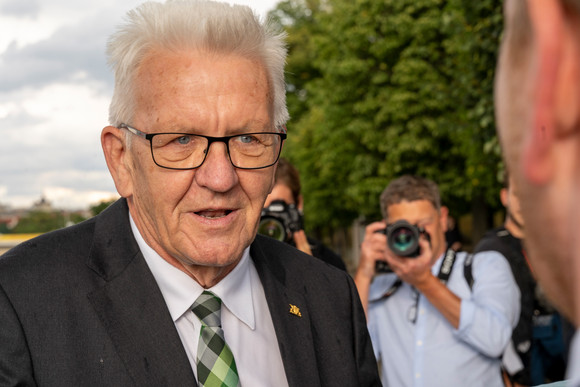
[196,209,233,219]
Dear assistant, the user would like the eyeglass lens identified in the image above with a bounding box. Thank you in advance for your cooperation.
[150,133,282,169]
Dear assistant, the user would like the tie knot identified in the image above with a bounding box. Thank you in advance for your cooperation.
[192,291,222,328]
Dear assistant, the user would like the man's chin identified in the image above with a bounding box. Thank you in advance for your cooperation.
[168,251,242,286]
[178,242,247,266]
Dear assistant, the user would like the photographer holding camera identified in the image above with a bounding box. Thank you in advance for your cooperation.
[261,158,346,270]
[354,175,520,386]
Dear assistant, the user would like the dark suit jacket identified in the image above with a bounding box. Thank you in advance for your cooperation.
[0,199,380,386]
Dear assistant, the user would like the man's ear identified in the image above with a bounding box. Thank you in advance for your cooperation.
[523,0,580,184]
[439,206,449,232]
[101,126,133,198]
[500,188,509,208]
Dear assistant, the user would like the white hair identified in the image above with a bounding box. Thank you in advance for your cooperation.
[107,0,289,131]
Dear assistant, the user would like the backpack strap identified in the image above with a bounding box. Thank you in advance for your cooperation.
[464,253,474,291]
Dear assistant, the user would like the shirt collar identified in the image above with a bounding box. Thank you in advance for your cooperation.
[129,213,256,330]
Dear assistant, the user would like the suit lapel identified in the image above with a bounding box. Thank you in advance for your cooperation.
[251,236,322,387]
[86,200,196,386]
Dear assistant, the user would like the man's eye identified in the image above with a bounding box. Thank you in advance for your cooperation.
[175,135,191,145]
[239,135,256,144]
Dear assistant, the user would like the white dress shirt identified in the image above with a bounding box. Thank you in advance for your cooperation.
[130,215,289,387]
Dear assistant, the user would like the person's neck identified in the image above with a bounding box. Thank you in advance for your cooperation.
[433,245,448,264]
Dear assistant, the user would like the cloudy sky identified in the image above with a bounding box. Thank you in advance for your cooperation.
[0,0,280,210]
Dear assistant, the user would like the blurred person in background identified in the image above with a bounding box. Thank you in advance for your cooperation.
[444,214,463,252]
[261,158,346,270]
[355,175,519,386]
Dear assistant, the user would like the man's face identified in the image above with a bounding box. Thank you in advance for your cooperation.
[501,177,525,232]
[385,199,448,262]
[264,183,295,207]
[121,49,277,279]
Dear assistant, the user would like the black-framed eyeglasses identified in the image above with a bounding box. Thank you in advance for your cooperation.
[119,124,286,170]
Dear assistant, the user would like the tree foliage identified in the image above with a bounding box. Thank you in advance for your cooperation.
[269,0,504,235]
[11,211,68,234]
[90,199,115,216]
[10,210,88,234]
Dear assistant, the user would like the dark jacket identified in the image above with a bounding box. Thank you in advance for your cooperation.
[0,199,380,386]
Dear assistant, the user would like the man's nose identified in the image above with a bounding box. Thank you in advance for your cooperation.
[193,141,239,192]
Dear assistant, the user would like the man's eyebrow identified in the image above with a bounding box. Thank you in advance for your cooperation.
[242,120,274,131]
[416,216,435,224]
[165,120,273,134]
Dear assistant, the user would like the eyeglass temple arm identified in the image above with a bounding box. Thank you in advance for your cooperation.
[120,124,148,139]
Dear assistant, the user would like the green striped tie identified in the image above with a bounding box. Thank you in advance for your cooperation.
[192,291,240,387]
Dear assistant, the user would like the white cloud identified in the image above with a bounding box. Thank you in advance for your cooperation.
[43,186,119,210]
[0,168,118,209]
[0,0,281,210]
[0,0,40,18]
[0,82,113,197]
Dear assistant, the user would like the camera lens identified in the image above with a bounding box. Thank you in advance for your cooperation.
[258,218,287,241]
[391,228,414,252]
[387,220,421,257]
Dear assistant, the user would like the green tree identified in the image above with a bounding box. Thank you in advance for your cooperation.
[446,0,505,238]
[69,212,88,225]
[90,199,115,216]
[270,0,503,240]
[12,211,67,233]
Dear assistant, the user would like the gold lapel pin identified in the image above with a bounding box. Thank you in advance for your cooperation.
[289,304,302,317]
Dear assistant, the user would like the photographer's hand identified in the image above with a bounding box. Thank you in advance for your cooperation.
[384,235,434,287]
[386,237,461,329]
[354,221,388,316]
[292,230,313,256]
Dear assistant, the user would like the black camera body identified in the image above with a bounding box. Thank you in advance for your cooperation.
[375,220,430,273]
[258,200,304,243]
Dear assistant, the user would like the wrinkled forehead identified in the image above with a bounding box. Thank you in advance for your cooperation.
[135,47,270,94]
[132,48,273,128]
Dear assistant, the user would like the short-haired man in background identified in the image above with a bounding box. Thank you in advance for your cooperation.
[0,1,380,385]
[355,175,519,386]
[494,0,580,382]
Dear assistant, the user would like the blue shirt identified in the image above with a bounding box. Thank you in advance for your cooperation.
[368,250,520,387]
